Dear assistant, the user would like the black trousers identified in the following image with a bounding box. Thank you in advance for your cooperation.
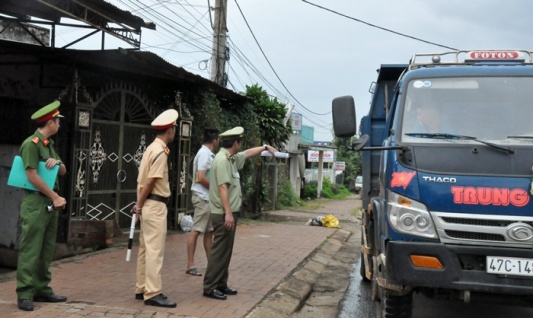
[203,212,238,293]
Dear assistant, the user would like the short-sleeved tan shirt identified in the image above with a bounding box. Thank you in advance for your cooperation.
[137,138,170,197]
[209,147,246,215]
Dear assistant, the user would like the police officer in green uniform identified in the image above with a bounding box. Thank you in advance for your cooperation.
[16,101,68,311]
[203,126,278,300]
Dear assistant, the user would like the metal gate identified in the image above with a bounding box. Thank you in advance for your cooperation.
[69,81,193,229]
[70,82,156,228]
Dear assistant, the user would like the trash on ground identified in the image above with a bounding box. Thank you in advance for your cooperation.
[306,214,340,228]
[180,214,193,232]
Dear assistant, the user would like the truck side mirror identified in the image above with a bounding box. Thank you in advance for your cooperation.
[332,96,356,137]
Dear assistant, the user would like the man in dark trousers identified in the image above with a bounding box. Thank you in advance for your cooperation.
[16,101,68,311]
[134,109,178,308]
[203,126,277,300]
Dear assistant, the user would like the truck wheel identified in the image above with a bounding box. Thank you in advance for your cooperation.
[377,287,413,318]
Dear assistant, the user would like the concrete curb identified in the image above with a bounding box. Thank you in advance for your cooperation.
[245,225,358,318]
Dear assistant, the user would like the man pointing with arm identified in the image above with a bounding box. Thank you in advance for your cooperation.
[203,126,277,300]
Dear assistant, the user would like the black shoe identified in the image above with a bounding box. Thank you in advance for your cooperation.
[136,292,167,300]
[17,299,33,311]
[220,287,238,295]
[33,293,67,302]
[203,289,227,300]
[144,294,176,308]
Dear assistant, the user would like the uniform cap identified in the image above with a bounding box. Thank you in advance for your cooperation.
[151,109,179,130]
[219,126,244,139]
[31,101,64,123]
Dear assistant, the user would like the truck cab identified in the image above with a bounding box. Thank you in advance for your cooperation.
[333,50,533,317]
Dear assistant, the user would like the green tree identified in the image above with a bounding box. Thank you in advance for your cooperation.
[244,84,292,149]
[333,135,362,188]
[186,85,291,215]
[242,84,292,215]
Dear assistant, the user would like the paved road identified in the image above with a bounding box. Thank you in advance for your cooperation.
[0,196,361,317]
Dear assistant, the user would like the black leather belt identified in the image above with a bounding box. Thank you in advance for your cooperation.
[147,194,169,204]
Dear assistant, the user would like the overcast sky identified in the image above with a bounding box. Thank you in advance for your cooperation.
[56,1,533,141]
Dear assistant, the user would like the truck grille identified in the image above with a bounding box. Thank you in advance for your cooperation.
[441,217,533,228]
[433,212,533,248]
[444,230,505,241]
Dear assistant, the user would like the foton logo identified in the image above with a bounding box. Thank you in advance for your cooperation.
[390,171,416,190]
[469,51,520,60]
[451,186,529,207]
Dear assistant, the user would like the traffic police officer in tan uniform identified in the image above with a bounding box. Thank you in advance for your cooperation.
[134,109,178,308]
[16,101,67,311]
[203,126,278,300]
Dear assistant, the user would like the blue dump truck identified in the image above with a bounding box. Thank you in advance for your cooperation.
[332,50,533,317]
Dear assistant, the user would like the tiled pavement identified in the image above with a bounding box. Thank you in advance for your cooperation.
[0,196,359,318]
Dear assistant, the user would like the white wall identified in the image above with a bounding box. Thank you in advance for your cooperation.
[304,168,336,183]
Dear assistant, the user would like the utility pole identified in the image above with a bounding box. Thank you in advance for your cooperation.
[210,0,228,86]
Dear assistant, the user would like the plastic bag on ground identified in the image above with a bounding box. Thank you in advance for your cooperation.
[322,214,340,228]
[180,214,193,232]
[307,215,323,226]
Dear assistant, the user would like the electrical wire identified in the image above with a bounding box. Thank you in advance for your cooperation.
[117,0,212,54]
[234,0,331,116]
[114,1,333,135]
[301,0,458,51]
[227,38,289,100]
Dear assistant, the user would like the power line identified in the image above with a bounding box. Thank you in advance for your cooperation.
[227,39,333,128]
[301,0,458,51]
[117,0,212,54]
[233,0,331,116]
[227,39,290,100]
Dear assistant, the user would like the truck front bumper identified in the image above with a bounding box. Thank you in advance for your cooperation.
[386,241,533,295]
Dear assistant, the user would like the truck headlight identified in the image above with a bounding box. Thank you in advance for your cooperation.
[387,190,437,239]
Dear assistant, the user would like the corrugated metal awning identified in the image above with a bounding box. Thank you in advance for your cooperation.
[0,0,154,31]
[0,40,248,102]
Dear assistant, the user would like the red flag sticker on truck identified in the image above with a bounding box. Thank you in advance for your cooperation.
[391,171,416,190]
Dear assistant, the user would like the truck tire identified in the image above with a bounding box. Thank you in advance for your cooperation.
[378,287,413,318]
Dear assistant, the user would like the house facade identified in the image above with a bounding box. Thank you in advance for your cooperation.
[0,1,248,267]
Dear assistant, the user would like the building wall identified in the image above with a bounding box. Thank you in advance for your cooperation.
[0,144,23,251]
[300,125,314,145]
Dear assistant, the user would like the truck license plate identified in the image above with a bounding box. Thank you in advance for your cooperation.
[487,256,533,276]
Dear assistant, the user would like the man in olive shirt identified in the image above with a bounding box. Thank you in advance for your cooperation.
[203,126,278,300]
[134,109,178,308]
[16,101,67,311]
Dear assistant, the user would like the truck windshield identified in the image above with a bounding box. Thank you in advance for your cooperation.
[400,77,533,145]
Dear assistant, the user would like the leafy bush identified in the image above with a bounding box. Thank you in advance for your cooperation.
[277,180,300,208]
[306,178,352,200]
[321,178,336,198]
[303,183,318,200]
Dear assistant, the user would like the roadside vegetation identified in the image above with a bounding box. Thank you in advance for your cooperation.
[277,177,353,211]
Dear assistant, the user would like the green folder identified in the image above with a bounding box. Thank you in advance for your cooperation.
[7,155,59,191]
